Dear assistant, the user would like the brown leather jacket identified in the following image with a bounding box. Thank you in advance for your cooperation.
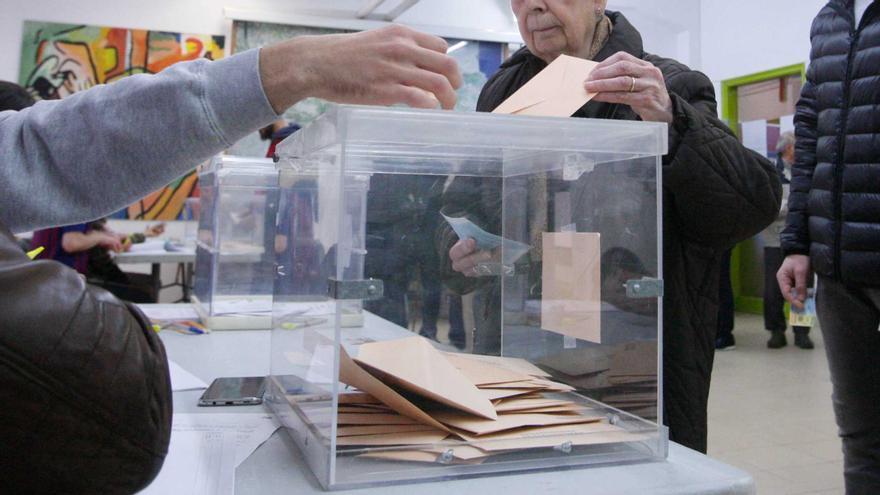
[0,221,172,493]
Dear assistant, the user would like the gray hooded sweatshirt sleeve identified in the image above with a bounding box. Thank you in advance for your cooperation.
[0,48,278,233]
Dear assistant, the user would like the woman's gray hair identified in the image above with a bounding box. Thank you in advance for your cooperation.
[776,131,796,154]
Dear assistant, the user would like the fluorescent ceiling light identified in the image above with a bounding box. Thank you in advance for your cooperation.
[447,41,468,53]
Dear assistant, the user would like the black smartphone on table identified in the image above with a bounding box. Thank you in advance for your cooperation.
[198,376,266,406]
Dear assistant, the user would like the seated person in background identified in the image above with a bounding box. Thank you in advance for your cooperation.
[260,119,301,158]
[31,220,165,303]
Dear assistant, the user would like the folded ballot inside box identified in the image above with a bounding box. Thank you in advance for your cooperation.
[283,336,649,467]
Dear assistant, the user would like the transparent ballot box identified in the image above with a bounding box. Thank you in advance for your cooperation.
[192,155,279,330]
[269,105,667,489]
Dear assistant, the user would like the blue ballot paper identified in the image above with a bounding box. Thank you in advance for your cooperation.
[442,213,532,267]
[789,288,817,327]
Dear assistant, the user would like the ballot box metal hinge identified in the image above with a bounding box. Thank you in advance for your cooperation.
[327,278,385,300]
[625,278,663,298]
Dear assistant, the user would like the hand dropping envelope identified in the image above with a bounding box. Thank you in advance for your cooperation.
[442,214,531,266]
[493,54,599,117]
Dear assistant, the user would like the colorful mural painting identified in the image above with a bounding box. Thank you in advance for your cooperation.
[18,20,225,220]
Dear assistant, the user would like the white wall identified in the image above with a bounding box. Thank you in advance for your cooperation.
[1,0,700,83]
[611,0,702,70]
[700,0,826,87]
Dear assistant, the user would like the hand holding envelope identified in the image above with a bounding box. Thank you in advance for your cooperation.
[492,54,599,117]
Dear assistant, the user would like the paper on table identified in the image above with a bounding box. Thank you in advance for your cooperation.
[168,360,208,392]
[441,214,531,266]
[541,232,602,343]
[492,54,599,117]
[354,337,497,420]
[170,413,280,467]
[304,344,335,384]
[127,239,167,253]
[138,429,236,495]
[140,303,200,322]
[338,346,451,432]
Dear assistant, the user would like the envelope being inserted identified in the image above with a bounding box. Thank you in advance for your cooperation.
[492,54,599,117]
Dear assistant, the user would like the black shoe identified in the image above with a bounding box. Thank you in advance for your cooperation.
[767,329,787,349]
[715,333,736,351]
[794,329,814,349]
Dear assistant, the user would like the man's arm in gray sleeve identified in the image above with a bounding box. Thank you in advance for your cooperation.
[0,48,278,233]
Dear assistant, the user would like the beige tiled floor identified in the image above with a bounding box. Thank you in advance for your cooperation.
[708,312,844,494]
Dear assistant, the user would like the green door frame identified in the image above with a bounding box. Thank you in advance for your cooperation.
[720,63,806,314]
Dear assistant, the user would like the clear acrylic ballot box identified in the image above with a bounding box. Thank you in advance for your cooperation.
[268,104,667,490]
[192,155,279,330]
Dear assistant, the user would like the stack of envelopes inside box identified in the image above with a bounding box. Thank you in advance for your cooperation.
[288,336,646,464]
[537,341,658,419]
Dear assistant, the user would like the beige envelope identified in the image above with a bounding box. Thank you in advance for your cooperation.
[355,337,497,420]
[464,423,646,452]
[493,398,577,413]
[454,353,552,378]
[336,430,449,447]
[610,341,658,377]
[492,54,599,117]
[336,413,421,425]
[541,232,602,343]
[480,388,542,401]
[338,347,451,432]
[337,393,381,405]
[443,352,533,386]
[337,424,440,437]
[433,411,603,436]
[359,450,489,465]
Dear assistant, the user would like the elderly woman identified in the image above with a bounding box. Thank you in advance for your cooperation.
[439,0,781,453]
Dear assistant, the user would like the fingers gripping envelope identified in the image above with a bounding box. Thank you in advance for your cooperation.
[492,54,599,117]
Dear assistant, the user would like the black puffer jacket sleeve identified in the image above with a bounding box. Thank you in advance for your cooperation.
[0,222,172,494]
[780,75,818,256]
[661,68,782,250]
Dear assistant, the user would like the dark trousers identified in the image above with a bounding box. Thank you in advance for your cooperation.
[763,247,810,334]
[817,276,880,494]
[717,249,735,339]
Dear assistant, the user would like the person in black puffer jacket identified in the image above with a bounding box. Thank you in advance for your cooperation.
[438,2,781,453]
[777,1,880,492]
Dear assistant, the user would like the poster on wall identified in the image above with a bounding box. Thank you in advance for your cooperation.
[228,20,507,157]
[18,20,225,220]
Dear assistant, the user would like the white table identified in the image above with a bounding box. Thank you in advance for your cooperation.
[117,245,196,301]
[149,305,756,495]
